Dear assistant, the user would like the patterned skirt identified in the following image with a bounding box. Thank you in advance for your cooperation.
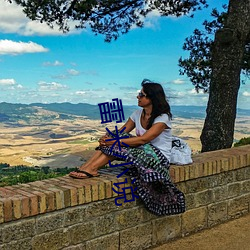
[96,131,185,216]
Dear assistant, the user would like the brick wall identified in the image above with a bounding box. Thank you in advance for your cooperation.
[0,145,249,250]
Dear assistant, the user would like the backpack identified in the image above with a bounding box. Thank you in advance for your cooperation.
[170,136,193,165]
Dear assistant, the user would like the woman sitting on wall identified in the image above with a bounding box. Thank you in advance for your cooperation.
[69,79,185,216]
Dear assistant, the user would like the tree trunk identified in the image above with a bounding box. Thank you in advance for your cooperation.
[200,0,250,152]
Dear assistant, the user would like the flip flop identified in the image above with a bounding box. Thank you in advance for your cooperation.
[69,169,100,179]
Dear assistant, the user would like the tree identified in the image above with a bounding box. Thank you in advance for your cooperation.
[200,0,250,152]
[179,6,250,92]
[8,0,250,152]
[8,0,208,42]
[179,2,250,152]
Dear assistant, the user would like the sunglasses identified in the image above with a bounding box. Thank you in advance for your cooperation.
[138,92,146,98]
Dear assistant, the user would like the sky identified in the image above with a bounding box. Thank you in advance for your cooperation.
[0,0,249,109]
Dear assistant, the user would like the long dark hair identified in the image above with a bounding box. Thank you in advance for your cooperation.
[141,79,172,129]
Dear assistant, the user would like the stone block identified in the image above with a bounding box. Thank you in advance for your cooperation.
[152,214,181,245]
[86,232,119,250]
[120,222,152,250]
[181,206,207,236]
[84,199,120,219]
[208,201,227,227]
[36,212,64,234]
[185,178,209,193]
[175,182,187,193]
[67,221,96,244]
[32,228,70,250]
[228,195,249,219]
[62,244,86,250]
[213,185,228,201]
[64,207,85,227]
[2,218,36,243]
[194,189,214,207]
[216,171,235,186]
[228,183,241,198]
[235,168,246,181]
[241,179,250,194]
[245,166,250,179]
[115,207,145,230]
[93,213,118,237]
[185,193,195,210]
[0,238,32,250]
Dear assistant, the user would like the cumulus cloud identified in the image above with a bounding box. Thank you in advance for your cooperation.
[43,60,63,66]
[243,91,250,97]
[38,81,68,91]
[0,78,16,85]
[67,69,80,76]
[0,0,82,36]
[0,78,24,90]
[17,84,24,89]
[172,79,186,85]
[0,39,48,55]
[75,91,86,95]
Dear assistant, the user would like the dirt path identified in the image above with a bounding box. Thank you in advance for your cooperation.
[151,213,250,250]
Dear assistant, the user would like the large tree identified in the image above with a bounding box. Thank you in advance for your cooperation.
[7,0,250,152]
[179,2,250,152]
[199,0,250,151]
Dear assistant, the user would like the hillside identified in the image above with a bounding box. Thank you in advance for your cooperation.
[1,102,250,124]
[0,102,249,167]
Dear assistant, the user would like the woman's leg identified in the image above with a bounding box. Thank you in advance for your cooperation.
[81,150,103,168]
[69,150,116,178]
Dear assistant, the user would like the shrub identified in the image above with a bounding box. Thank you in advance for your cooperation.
[0,165,77,187]
[234,137,250,147]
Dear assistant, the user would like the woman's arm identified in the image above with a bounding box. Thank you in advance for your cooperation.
[118,118,135,133]
[103,122,168,147]
[99,118,135,143]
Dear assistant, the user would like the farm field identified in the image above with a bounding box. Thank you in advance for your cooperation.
[0,114,249,168]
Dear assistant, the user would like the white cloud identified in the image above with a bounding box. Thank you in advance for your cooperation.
[68,69,80,76]
[0,39,48,55]
[0,0,82,36]
[0,78,16,85]
[243,91,250,97]
[43,60,63,66]
[172,79,185,85]
[38,81,68,91]
[0,78,25,91]
[188,89,206,95]
[17,84,24,89]
[75,91,86,95]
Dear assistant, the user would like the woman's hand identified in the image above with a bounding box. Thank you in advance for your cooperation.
[98,136,113,147]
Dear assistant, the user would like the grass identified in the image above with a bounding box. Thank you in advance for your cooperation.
[0,164,77,187]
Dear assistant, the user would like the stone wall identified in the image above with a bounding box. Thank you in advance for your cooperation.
[0,145,249,250]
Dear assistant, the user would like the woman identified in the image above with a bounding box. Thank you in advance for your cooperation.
[69,79,185,215]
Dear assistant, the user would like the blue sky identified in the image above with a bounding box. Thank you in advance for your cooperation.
[0,0,249,108]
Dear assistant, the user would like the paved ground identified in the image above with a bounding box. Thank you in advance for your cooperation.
[151,213,250,250]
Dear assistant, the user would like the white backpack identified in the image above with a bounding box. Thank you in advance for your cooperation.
[170,136,193,165]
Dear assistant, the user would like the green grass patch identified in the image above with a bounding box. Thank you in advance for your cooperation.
[0,163,77,187]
